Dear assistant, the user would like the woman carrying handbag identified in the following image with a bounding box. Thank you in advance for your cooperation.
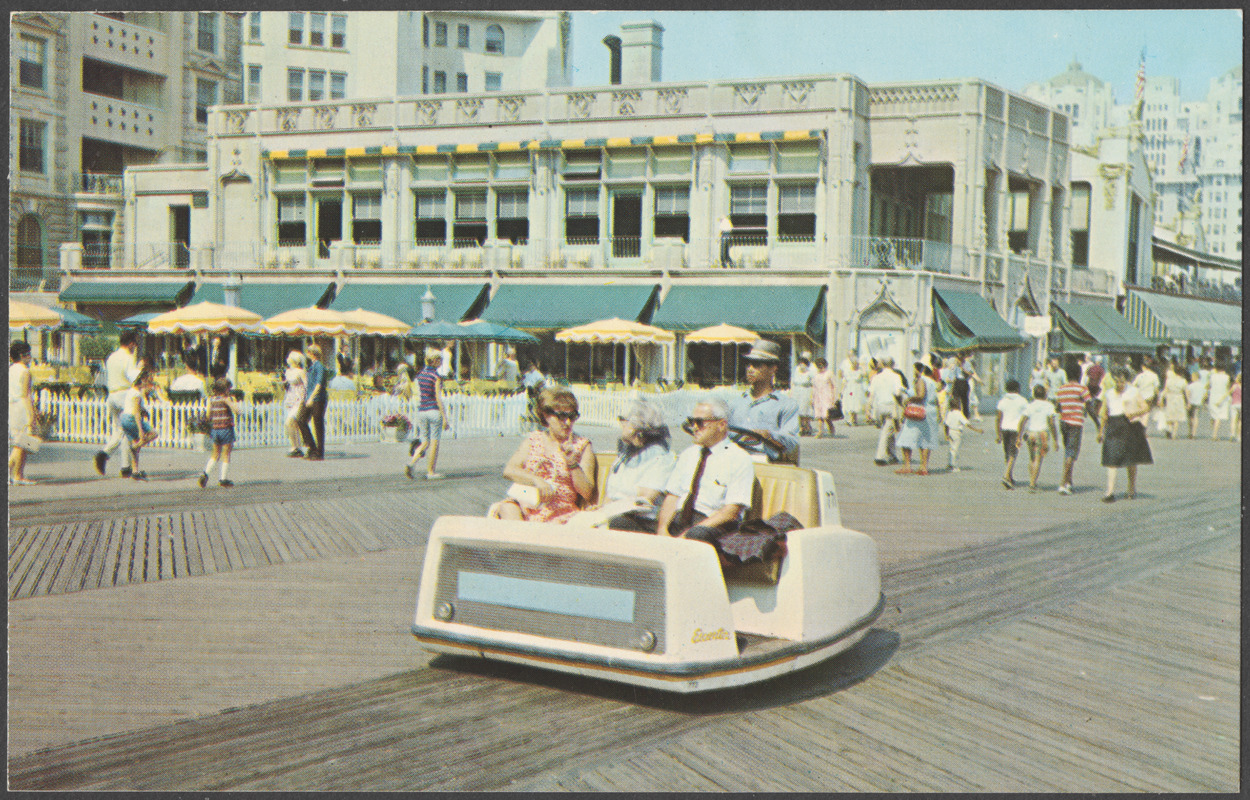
[895,361,940,475]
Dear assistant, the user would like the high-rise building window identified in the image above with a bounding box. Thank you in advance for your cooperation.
[422,15,429,47]
[729,184,767,238]
[331,15,346,48]
[484,72,502,92]
[309,13,325,46]
[248,11,261,42]
[777,183,816,241]
[565,188,600,243]
[19,35,46,90]
[19,119,45,174]
[196,79,217,125]
[422,66,429,94]
[433,71,446,93]
[456,73,468,93]
[197,12,217,53]
[457,24,470,48]
[485,24,504,54]
[1068,186,1092,263]
[435,21,447,46]
[246,65,262,103]
[287,68,304,102]
[288,12,304,45]
[454,191,488,246]
[654,187,690,242]
[414,191,447,244]
[277,196,307,245]
[496,190,529,244]
[330,72,346,99]
[352,194,382,243]
[308,70,325,101]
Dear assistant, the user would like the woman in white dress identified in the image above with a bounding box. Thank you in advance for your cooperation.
[1206,362,1232,440]
[840,354,865,426]
[791,355,814,436]
[282,350,307,457]
[9,341,39,485]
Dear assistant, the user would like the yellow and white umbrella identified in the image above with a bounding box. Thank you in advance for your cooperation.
[685,323,757,344]
[9,299,63,330]
[554,318,675,345]
[146,301,263,334]
[260,306,365,336]
[555,318,674,385]
[685,323,758,386]
[340,308,411,336]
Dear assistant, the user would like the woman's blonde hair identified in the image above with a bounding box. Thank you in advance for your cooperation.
[286,350,305,368]
[425,347,443,366]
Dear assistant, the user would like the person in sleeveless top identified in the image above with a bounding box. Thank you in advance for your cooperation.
[200,377,240,487]
[493,387,596,523]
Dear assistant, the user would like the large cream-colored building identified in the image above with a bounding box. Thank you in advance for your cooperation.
[238,11,571,105]
[62,59,1115,391]
[10,11,243,291]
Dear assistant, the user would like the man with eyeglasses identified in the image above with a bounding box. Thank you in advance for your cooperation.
[609,398,754,542]
[727,340,801,463]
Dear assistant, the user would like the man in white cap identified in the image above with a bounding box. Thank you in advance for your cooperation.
[726,340,800,463]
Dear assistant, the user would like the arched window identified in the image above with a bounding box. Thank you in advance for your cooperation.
[16,214,42,268]
[485,24,504,54]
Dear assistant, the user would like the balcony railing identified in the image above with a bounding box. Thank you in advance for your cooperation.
[1149,274,1242,303]
[9,266,52,291]
[75,172,124,195]
[841,236,952,274]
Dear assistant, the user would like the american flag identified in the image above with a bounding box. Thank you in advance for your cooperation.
[1178,137,1190,172]
[1134,48,1147,120]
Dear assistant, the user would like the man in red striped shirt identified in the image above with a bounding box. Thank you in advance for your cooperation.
[1054,361,1092,495]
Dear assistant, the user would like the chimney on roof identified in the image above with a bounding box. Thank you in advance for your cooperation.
[619,20,663,85]
[603,34,622,85]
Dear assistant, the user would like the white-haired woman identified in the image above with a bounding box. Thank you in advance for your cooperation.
[282,350,307,457]
[600,398,676,529]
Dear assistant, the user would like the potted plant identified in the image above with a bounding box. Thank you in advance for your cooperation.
[380,412,411,442]
[187,413,212,451]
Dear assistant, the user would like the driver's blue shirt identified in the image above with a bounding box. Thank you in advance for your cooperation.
[727,389,800,460]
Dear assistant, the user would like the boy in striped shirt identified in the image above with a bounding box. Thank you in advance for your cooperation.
[1054,361,1092,495]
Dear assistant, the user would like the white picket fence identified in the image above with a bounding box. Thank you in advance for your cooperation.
[35,387,726,450]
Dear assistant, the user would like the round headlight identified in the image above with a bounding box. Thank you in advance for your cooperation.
[434,601,455,621]
[637,629,657,652]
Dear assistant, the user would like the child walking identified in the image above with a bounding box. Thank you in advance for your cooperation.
[994,379,1028,489]
[943,380,982,471]
[119,370,161,480]
[1021,384,1060,491]
[200,377,240,487]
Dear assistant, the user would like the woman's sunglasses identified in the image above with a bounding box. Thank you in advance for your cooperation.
[546,410,579,422]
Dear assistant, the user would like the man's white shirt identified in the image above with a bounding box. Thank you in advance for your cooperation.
[663,438,754,518]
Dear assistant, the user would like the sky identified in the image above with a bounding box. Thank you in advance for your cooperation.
[569,10,1242,103]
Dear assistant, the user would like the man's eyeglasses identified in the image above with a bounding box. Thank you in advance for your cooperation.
[685,416,720,429]
[546,410,579,422]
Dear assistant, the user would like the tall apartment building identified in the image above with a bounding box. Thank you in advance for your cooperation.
[239,11,570,106]
[1023,60,1118,149]
[10,11,243,291]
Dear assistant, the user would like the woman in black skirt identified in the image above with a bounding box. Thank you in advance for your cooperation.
[1097,366,1153,502]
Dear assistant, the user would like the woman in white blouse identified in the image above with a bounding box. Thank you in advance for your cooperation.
[1097,366,1153,503]
[601,398,676,529]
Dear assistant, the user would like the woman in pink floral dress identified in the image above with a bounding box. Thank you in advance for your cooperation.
[810,357,838,437]
[495,387,597,523]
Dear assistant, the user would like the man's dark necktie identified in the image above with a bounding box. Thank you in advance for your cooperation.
[678,447,712,529]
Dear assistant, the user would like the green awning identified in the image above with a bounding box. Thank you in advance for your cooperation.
[482,284,660,330]
[1124,289,1241,345]
[931,289,1027,353]
[53,307,104,333]
[330,282,490,325]
[59,281,192,304]
[1051,301,1157,354]
[651,285,827,342]
[191,281,335,318]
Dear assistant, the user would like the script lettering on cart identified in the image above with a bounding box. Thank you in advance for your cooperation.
[691,627,732,644]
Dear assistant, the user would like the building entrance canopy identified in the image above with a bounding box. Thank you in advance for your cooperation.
[930,288,1027,354]
[1125,289,1242,345]
[1051,301,1155,354]
[651,286,827,343]
[191,282,335,320]
[481,284,660,330]
[59,281,192,306]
